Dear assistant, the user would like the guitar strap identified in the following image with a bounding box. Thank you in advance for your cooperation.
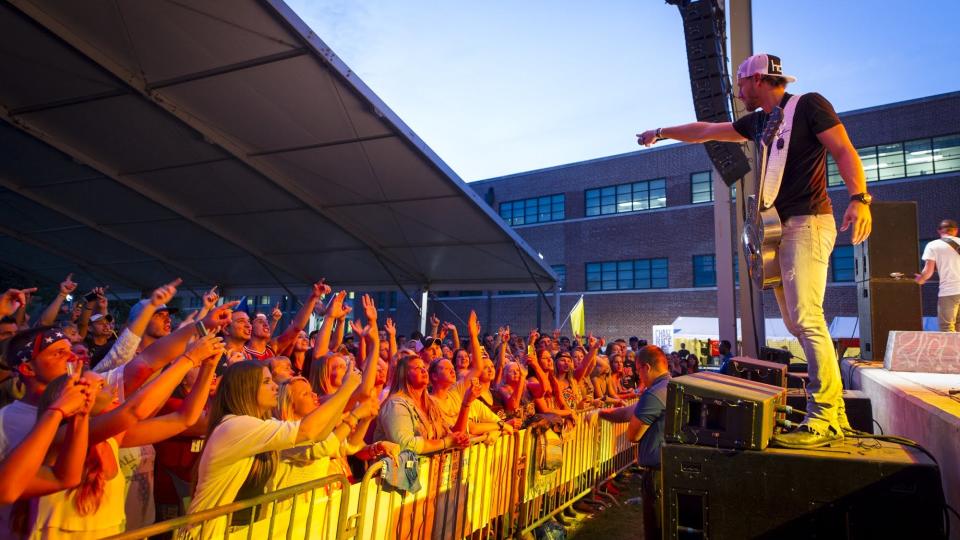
[760,93,803,210]
[941,237,960,256]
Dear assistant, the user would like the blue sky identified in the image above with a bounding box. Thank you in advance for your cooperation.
[287,0,960,182]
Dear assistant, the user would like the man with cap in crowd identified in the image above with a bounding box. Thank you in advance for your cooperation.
[637,53,872,449]
[86,312,116,368]
[916,219,960,331]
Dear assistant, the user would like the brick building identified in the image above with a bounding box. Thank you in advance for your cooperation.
[381,92,960,344]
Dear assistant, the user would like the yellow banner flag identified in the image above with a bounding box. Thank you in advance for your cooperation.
[569,296,585,338]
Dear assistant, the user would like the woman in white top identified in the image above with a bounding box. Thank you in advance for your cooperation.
[185,360,360,539]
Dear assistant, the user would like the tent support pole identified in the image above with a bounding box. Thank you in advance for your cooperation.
[420,290,429,336]
[514,245,555,320]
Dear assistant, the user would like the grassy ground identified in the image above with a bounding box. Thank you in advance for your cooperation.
[566,473,649,540]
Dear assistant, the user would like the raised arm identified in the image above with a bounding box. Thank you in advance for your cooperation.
[311,291,348,360]
[465,310,483,378]
[274,279,330,355]
[573,334,600,383]
[384,317,398,361]
[95,279,182,374]
[296,368,361,443]
[637,121,746,146]
[0,288,35,319]
[76,287,101,339]
[39,274,76,327]
[429,313,440,338]
[356,294,380,399]
[120,348,220,448]
[0,376,90,503]
[269,302,282,336]
[90,335,222,444]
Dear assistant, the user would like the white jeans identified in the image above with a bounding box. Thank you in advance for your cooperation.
[773,214,843,434]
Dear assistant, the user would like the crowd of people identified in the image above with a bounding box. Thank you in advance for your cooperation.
[0,275,674,538]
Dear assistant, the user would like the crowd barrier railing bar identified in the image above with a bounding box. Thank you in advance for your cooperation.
[103,473,350,540]
[114,402,637,540]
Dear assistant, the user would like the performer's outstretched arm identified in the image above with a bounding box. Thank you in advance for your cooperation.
[637,122,747,147]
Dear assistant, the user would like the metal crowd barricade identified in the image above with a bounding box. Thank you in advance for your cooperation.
[114,403,638,540]
[104,473,350,540]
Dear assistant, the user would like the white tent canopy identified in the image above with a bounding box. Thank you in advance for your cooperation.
[0,0,556,297]
[669,316,798,341]
[829,316,940,338]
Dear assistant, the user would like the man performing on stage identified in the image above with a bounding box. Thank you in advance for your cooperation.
[916,219,960,331]
[637,53,872,448]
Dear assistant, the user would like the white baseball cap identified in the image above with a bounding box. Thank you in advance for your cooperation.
[736,53,797,83]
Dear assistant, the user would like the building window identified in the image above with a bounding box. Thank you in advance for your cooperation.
[828,133,960,186]
[933,134,960,173]
[551,265,567,290]
[585,179,666,217]
[691,171,713,203]
[830,245,855,282]
[585,258,668,291]
[499,194,565,226]
[693,255,716,287]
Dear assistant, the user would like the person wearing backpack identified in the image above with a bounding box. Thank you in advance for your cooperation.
[916,219,960,331]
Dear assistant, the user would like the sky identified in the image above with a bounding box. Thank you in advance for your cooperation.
[286,0,960,182]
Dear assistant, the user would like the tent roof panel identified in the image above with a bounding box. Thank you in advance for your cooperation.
[0,0,556,294]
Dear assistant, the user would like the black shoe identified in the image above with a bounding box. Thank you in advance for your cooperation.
[771,425,843,449]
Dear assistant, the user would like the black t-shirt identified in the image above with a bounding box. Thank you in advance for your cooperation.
[733,92,841,221]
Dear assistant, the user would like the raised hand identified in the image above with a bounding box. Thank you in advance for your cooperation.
[201,300,240,330]
[227,350,246,365]
[95,288,108,312]
[311,278,331,299]
[50,375,91,417]
[384,318,396,337]
[587,333,599,351]
[0,287,36,318]
[429,313,440,328]
[361,294,378,323]
[467,310,481,338]
[327,291,352,319]
[349,318,368,338]
[552,328,561,341]
[528,328,540,345]
[270,302,283,322]
[202,286,219,310]
[341,366,362,390]
[502,325,511,342]
[185,334,226,366]
[463,377,482,404]
[352,396,381,421]
[59,274,78,297]
[151,278,182,307]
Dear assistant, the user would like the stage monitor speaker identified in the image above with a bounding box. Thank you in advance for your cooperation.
[759,346,793,366]
[727,356,787,387]
[662,441,945,539]
[665,372,785,450]
[673,0,750,187]
[857,280,922,360]
[854,201,919,282]
[884,330,960,373]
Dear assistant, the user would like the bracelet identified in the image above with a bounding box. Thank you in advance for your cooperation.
[655,127,664,139]
[48,407,68,418]
[182,353,200,367]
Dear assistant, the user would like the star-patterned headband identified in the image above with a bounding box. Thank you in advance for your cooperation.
[12,327,67,366]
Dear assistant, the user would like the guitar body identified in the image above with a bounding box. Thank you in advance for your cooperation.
[743,195,782,289]
[742,106,786,290]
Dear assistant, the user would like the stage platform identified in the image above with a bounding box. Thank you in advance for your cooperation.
[841,358,960,538]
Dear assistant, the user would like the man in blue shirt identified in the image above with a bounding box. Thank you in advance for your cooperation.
[600,345,671,537]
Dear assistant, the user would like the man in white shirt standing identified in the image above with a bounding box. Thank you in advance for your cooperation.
[916,219,960,332]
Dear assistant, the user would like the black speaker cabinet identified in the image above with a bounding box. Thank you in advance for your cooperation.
[857,280,922,360]
[665,372,785,451]
[727,356,787,388]
[662,441,945,539]
[853,201,919,282]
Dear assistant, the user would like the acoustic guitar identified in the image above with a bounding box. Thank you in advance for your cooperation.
[742,106,785,289]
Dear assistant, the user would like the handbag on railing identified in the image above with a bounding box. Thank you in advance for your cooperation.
[524,413,566,474]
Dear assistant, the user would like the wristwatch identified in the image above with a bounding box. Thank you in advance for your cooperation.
[850,192,873,205]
